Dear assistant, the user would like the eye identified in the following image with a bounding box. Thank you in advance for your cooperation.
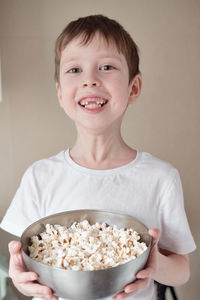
[100,65,115,71]
[68,67,81,73]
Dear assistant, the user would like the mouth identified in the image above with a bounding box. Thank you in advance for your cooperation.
[78,97,108,109]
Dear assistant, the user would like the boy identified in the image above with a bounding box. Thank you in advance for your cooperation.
[0,15,196,300]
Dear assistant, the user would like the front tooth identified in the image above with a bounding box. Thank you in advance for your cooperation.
[85,103,98,108]
[80,100,88,105]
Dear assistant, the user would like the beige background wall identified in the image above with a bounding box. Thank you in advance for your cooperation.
[0,0,199,299]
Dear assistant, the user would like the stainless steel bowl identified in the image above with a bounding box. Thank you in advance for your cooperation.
[21,210,151,299]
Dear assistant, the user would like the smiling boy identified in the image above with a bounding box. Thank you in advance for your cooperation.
[56,31,141,170]
[0,15,196,300]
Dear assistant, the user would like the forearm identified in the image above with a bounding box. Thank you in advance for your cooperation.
[153,252,190,286]
[120,230,191,300]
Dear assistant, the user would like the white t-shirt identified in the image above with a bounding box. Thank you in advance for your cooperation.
[0,149,196,300]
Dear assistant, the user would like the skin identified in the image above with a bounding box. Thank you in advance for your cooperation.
[8,33,190,299]
[8,241,58,300]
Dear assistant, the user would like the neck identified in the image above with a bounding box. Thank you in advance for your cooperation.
[70,124,136,169]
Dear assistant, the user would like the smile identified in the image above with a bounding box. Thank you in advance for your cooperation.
[78,98,108,109]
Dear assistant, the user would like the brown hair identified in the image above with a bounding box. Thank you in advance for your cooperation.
[54,15,140,84]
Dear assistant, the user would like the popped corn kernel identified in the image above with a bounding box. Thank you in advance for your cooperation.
[28,220,147,271]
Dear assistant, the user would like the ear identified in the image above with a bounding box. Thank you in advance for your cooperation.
[128,74,142,104]
[56,82,63,106]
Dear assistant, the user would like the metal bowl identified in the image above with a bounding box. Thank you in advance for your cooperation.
[21,210,151,299]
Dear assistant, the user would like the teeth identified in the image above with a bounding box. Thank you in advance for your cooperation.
[79,98,107,108]
[85,103,101,108]
[96,101,105,105]
[79,100,88,106]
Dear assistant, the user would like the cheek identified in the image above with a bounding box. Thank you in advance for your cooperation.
[112,80,129,103]
[111,82,129,112]
[59,81,76,102]
[59,88,76,115]
[61,104,76,121]
[110,74,129,92]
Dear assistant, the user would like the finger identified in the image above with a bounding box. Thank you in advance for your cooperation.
[124,278,149,293]
[113,279,149,299]
[113,290,130,299]
[13,271,38,283]
[148,228,160,245]
[19,282,54,298]
[9,254,26,277]
[113,289,136,299]
[136,229,160,280]
[9,240,23,270]
[8,241,22,255]
[136,269,150,279]
[8,241,28,276]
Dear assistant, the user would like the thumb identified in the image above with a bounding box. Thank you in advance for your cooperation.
[136,228,160,280]
[8,241,27,276]
[8,241,22,255]
[148,228,160,247]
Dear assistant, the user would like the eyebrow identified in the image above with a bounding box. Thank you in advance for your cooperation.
[60,56,79,67]
[100,55,122,62]
[61,55,122,67]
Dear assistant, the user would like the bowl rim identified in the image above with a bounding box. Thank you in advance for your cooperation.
[21,209,152,273]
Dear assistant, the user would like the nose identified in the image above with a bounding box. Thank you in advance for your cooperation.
[82,75,101,88]
[82,81,100,87]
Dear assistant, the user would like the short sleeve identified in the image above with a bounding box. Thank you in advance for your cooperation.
[158,169,196,254]
[0,166,41,237]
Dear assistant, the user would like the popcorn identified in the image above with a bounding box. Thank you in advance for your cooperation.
[28,220,147,271]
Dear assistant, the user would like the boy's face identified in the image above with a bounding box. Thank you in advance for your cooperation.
[56,33,141,132]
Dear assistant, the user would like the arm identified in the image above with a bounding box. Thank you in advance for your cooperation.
[113,229,190,300]
[152,247,190,286]
[8,241,58,300]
